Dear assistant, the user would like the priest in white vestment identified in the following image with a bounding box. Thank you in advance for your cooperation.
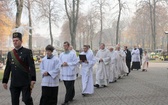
[109,47,118,83]
[115,45,128,78]
[131,46,141,70]
[59,42,78,105]
[94,43,111,88]
[79,45,96,96]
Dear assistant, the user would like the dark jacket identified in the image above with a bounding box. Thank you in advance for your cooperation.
[2,47,36,87]
[124,49,131,62]
[139,48,143,59]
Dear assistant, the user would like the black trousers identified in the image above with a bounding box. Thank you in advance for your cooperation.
[126,61,131,73]
[63,80,75,103]
[40,86,58,105]
[131,62,141,70]
[10,85,33,105]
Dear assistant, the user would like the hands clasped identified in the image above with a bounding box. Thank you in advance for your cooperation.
[61,62,68,67]
[79,60,88,63]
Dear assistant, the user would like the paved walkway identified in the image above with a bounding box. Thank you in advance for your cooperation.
[0,62,168,105]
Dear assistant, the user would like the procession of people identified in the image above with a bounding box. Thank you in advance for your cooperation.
[1,31,149,105]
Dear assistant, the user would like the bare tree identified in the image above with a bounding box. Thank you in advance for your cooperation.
[86,9,98,49]
[28,0,32,49]
[36,0,59,46]
[64,0,79,49]
[141,0,168,50]
[15,0,24,27]
[92,0,109,45]
[24,0,33,49]
[0,0,11,24]
[116,0,122,44]
[76,14,87,50]
[126,0,168,49]
[115,0,128,44]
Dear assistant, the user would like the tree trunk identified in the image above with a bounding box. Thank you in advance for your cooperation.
[167,34,168,53]
[49,13,53,46]
[149,0,153,50]
[87,26,89,44]
[149,0,157,50]
[49,16,53,46]
[64,0,79,49]
[80,32,82,50]
[153,0,156,50]
[28,0,32,49]
[116,0,121,45]
[99,1,103,45]
[15,0,24,27]
[82,32,84,46]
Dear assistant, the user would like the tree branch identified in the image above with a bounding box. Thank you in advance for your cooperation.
[64,0,71,21]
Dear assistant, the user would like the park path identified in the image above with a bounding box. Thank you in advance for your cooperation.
[0,62,168,105]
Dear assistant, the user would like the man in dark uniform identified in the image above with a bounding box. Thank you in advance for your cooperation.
[138,45,143,65]
[2,32,36,105]
[124,46,132,76]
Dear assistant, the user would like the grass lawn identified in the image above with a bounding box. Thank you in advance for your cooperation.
[0,70,4,80]
[149,59,163,63]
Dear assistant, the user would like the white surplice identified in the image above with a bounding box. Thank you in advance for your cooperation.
[142,54,149,69]
[131,49,140,62]
[70,49,80,77]
[40,56,60,87]
[109,51,118,82]
[79,51,96,94]
[59,51,78,81]
[95,48,111,86]
[115,50,128,77]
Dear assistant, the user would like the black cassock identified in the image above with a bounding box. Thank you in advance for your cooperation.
[124,49,132,73]
[40,86,58,105]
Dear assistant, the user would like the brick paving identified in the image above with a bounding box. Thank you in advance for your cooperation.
[0,62,168,105]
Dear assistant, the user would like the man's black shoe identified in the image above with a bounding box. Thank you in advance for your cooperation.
[94,84,99,88]
[103,85,107,87]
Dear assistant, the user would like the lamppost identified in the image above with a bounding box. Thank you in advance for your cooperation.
[164,31,168,54]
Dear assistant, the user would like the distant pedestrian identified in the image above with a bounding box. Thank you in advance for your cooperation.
[142,51,149,72]
[138,45,143,65]
[124,46,132,76]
